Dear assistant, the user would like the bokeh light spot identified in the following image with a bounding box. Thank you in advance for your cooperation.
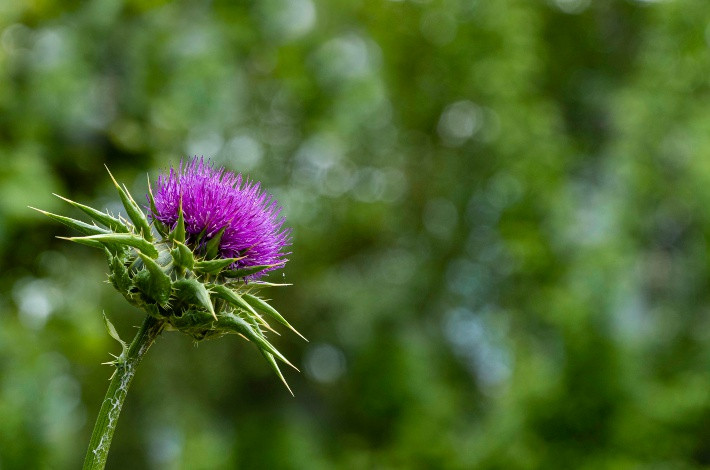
[305,343,347,384]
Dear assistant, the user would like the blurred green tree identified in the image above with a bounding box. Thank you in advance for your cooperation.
[2,0,710,468]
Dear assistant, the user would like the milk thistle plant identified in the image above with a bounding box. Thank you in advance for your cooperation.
[33,158,301,469]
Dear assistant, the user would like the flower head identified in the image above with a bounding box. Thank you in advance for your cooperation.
[149,157,291,278]
[37,162,302,396]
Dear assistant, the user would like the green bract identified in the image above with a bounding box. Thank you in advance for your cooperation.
[34,167,303,393]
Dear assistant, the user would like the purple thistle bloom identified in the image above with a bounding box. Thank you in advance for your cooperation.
[149,157,291,278]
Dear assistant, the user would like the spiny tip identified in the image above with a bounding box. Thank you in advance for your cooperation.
[104,164,120,188]
[291,327,309,342]
[281,377,295,397]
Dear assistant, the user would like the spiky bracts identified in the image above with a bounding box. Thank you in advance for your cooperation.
[149,157,291,279]
[32,165,302,394]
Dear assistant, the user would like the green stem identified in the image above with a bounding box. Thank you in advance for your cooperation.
[82,315,164,470]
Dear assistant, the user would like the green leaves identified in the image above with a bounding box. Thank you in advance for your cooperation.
[67,233,159,258]
[243,293,307,341]
[169,309,216,337]
[173,278,216,320]
[193,257,243,274]
[146,175,169,237]
[105,165,153,241]
[106,249,132,294]
[170,240,194,271]
[103,312,128,359]
[211,284,259,316]
[30,207,110,236]
[58,235,110,250]
[260,350,293,396]
[219,312,298,371]
[169,201,186,244]
[53,193,130,233]
[134,253,172,307]
[222,263,284,279]
[204,227,226,259]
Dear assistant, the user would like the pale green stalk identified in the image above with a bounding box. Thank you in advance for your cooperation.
[82,315,164,470]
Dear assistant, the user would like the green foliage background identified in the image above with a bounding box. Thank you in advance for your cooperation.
[1,0,709,468]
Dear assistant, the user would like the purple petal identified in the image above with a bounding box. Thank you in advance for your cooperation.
[148,157,291,279]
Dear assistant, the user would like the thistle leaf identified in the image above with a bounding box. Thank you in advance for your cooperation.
[195,227,208,245]
[30,207,110,236]
[210,284,260,317]
[134,253,172,307]
[210,285,278,334]
[57,236,106,250]
[106,249,132,294]
[169,308,215,333]
[103,312,128,358]
[222,263,284,279]
[204,227,226,259]
[219,313,298,370]
[260,350,294,396]
[170,240,194,271]
[53,193,129,233]
[173,278,216,320]
[146,175,168,237]
[242,293,307,341]
[105,165,154,241]
[73,233,159,258]
[194,257,244,274]
[251,281,293,287]
[170,200,186,244]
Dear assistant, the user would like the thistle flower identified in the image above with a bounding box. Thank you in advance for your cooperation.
[150,157,291,278]
[33,162,303,470]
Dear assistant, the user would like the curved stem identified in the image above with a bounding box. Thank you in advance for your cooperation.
[83,315,164,470]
